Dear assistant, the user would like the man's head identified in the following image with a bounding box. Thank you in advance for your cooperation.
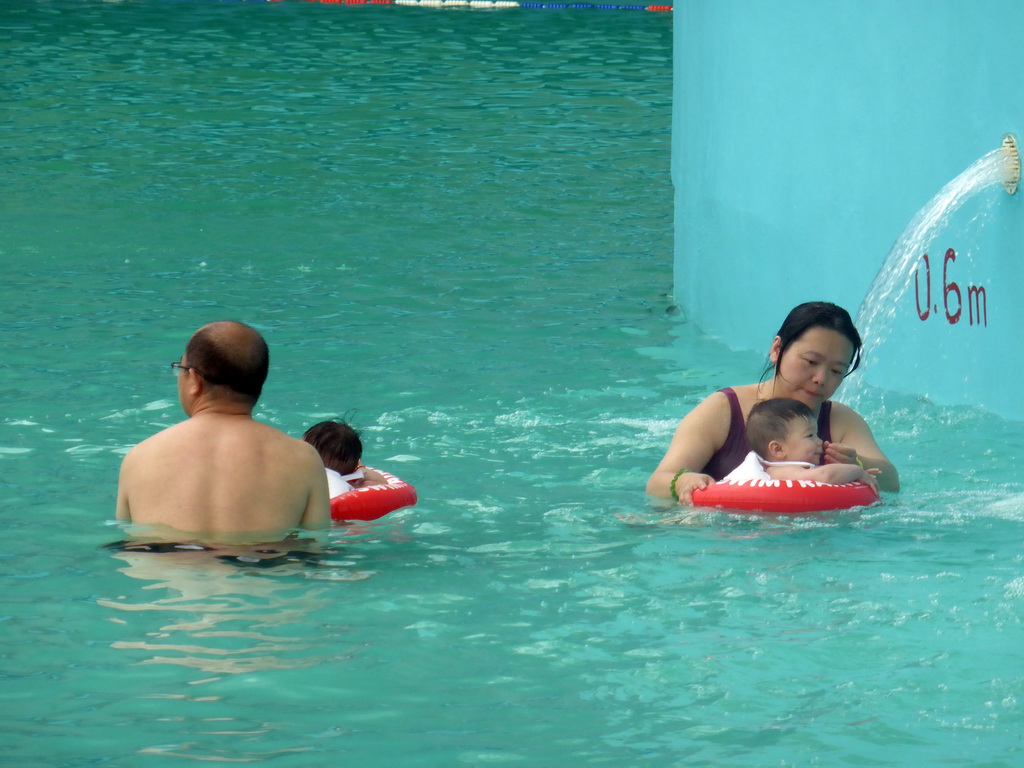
[182,321,269,406]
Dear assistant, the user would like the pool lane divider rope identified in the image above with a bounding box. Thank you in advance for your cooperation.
[202,0,673,10]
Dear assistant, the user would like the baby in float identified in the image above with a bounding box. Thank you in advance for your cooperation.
[724,398,880,491]
[301,420,388,497]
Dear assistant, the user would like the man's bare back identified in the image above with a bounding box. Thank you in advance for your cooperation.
[115,322,330,538]
[117,413,329,534]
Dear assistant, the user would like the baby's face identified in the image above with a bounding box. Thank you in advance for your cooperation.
[779,416,823,464]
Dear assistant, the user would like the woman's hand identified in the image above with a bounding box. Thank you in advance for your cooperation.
[822,441,860,466]
[826,403,900,492]
[824,441,898,492]
[673,472,714,505]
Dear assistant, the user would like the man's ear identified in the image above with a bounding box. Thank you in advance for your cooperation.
[187,369,205,398]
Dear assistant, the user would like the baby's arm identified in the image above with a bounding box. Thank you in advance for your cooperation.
[767,463,880,491]
[349,467,389,488]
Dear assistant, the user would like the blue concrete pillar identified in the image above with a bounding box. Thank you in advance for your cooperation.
[673,0,1023,418]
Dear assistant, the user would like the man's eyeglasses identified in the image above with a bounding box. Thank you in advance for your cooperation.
[170,362,207,379]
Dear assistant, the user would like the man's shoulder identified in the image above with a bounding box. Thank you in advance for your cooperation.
[125,421,188,455]
[129,416,318,468]
[248,421,323,466]
[251,420,315,449]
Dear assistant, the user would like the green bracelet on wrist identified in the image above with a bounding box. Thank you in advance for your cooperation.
[855,457,865,469]
[670,468,691,502]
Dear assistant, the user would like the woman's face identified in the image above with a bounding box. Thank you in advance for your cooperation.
[769,327,855,411]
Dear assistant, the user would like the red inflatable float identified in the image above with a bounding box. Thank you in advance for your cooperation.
[691,478,879,515]
[330,467,418,522]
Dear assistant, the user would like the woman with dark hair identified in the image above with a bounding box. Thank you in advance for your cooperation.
[646,302,899,503]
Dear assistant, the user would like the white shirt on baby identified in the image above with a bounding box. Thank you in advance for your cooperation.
[722,451,814,483]
[325,468,365,498]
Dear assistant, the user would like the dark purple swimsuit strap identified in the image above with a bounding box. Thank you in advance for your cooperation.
[817,400,833,444]
[700,388,749,480]
[700,388,834,480]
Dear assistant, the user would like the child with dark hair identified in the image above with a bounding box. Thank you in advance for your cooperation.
[301,421,386,497]
[723,398,880,491]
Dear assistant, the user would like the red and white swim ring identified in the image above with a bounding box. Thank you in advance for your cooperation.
[691,478,879,515]
[330,467,418,522]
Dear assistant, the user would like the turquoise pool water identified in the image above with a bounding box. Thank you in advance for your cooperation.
[3,1,1024,765]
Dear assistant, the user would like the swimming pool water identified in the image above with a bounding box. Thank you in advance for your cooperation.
[3,1,1024,765]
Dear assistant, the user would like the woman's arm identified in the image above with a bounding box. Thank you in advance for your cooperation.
[646,391,731,503]
[825,402,900,491]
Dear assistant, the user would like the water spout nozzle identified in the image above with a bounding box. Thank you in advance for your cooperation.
[1002,134,1019,194]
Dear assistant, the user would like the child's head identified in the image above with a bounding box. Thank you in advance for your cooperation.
[301,420,363,475]
[747,398,822,464]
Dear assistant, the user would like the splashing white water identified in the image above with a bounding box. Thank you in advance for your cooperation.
[846,146,1017,398]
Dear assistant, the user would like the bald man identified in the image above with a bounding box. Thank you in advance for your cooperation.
[115,321,330,536]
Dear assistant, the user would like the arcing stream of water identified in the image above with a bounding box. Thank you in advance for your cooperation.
[846,136,1020,409]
